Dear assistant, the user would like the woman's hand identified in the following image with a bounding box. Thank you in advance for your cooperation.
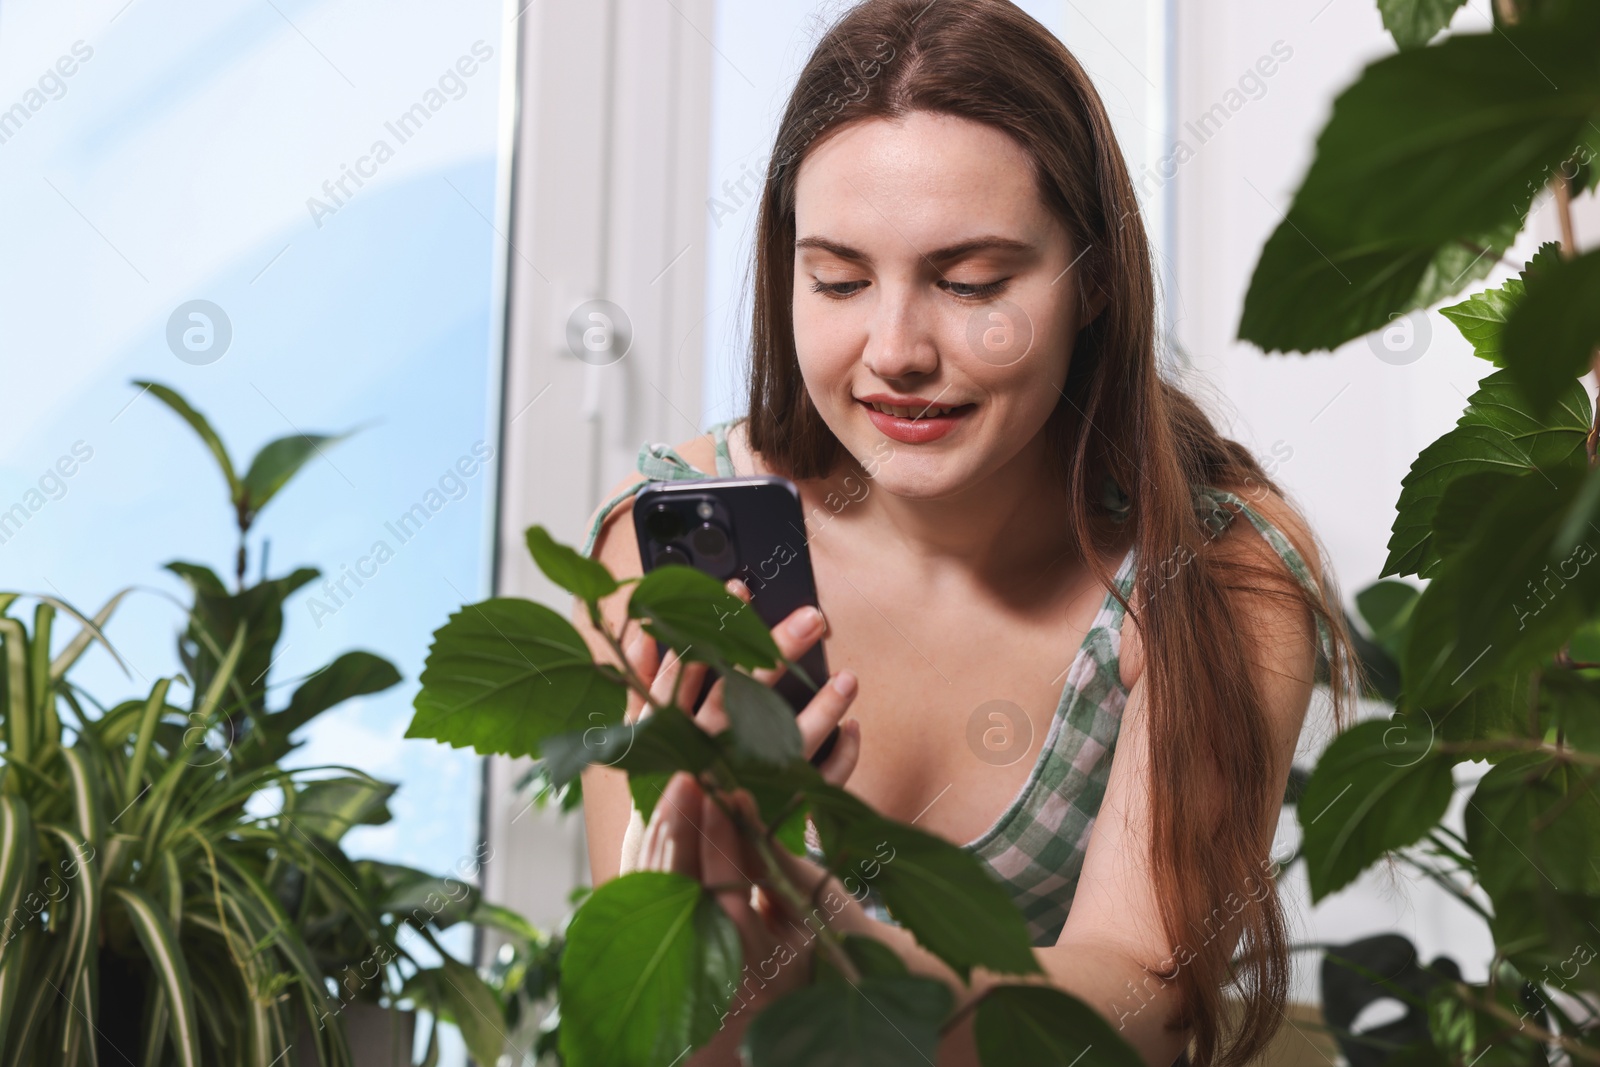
[637,771,881,1060]
[619,579,862,785]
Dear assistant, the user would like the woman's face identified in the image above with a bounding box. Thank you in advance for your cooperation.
[791,110,1100,499]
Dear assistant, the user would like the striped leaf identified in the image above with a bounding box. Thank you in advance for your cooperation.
[0,794,37,945]
[111,885,202,1067]
[60,748,106,853]
[47,588,134,684]
[0,924,35,1054]
[0,618,33,768]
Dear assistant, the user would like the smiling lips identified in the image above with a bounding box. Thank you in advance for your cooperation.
[856,395,975,444]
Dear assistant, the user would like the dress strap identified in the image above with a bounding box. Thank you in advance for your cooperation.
[1191,485,1334,663]
[578,419,744,558]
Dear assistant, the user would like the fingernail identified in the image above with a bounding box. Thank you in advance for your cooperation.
[625,631,643,658]
[726,577,751,599]
[830,669,857,697]
[792,606,825,638]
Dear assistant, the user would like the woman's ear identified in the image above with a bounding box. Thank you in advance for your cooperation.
[1080,281,1109,327]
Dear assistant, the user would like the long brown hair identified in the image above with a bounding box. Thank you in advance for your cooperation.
[743,2,1356,1064]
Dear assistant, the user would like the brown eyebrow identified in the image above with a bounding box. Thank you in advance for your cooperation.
[794,234,1036,265]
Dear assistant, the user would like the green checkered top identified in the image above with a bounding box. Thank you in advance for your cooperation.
[583,418,1333,946]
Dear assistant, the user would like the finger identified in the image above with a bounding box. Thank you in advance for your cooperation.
[750,605,828,687]
[668,653,710,714]
[694,674,731,736]
[646,641,690,713]
[818,718,861,787]
[699,786,766,943]
[796,670,858,760]
[726,577,753,604]
[642,773,704,880]
[623,630,659,724]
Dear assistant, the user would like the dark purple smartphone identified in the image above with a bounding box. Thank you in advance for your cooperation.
[632,474,838,765]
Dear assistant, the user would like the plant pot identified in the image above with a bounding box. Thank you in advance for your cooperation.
[296,1002,417,1067]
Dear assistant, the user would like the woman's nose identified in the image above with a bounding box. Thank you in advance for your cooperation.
[860,289,939,380]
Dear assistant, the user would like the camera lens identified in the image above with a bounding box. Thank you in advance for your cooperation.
[655,544,691,568]
[691,524,728,557]
[645,504,682,542]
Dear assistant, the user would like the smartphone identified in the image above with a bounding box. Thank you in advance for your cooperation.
[632,474,838,765]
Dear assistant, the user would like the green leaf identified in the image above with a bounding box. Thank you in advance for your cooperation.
[1378,0,1469,48]
[1239,226,1509,356]
[437,955,506,1067]
[1464,752,1600,901]
[290,776,396,840]
[1539,669,1600,753]
[527,525,619,601]
[1239,13,1600,353]
[1416,468,1600,692]
[1382,370,1590,578]
[1290,21,1600,247]
[407,597,624,758]
[255,650,402,763]
[813,933,909,984]
[1428,469,1523,560]
[134,380,241,502]
[559,871,740,1067]
[543,702,722,792]
[1298,718,1454,900]
[241,431,351,520]
[805,783,1041,980]
[720,669,803,765]
[1440,242,1563,366]
[740,975,952,1067]
[628,566,780,671]
[112,885,203,1067]
[1502,248,1600,415]
[975,984,1147,1067]
[1354,580,1421,662]
[0,794,36,932]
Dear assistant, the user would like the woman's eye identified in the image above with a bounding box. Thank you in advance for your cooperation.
[942,279,1008,300]
[809,279,868,299]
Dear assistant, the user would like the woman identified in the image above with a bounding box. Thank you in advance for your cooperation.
[574,1,1353,1064]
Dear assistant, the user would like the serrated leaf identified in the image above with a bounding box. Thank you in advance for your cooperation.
[720,669,803,765]
[1440,242,1563,366]
[406,597,624,758]
[805,783,1040,980]
[1298,719,1454,900]
[1378,0,1469,48]
[559,872,740,1067]
[628,566,780,672]
[740,975,951,1067]
[1382,370,1590,578]
[1502,247,1600,415]
[528,525,619,601]
[1465,753,1600,901]
[1239,14,1600,353]
[1412,468,1600,695]
[975,984,1147,1067]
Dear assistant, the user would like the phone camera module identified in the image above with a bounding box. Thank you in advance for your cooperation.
[645,504,683,542]
[655,543,692,568]
[691,524,728,557]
